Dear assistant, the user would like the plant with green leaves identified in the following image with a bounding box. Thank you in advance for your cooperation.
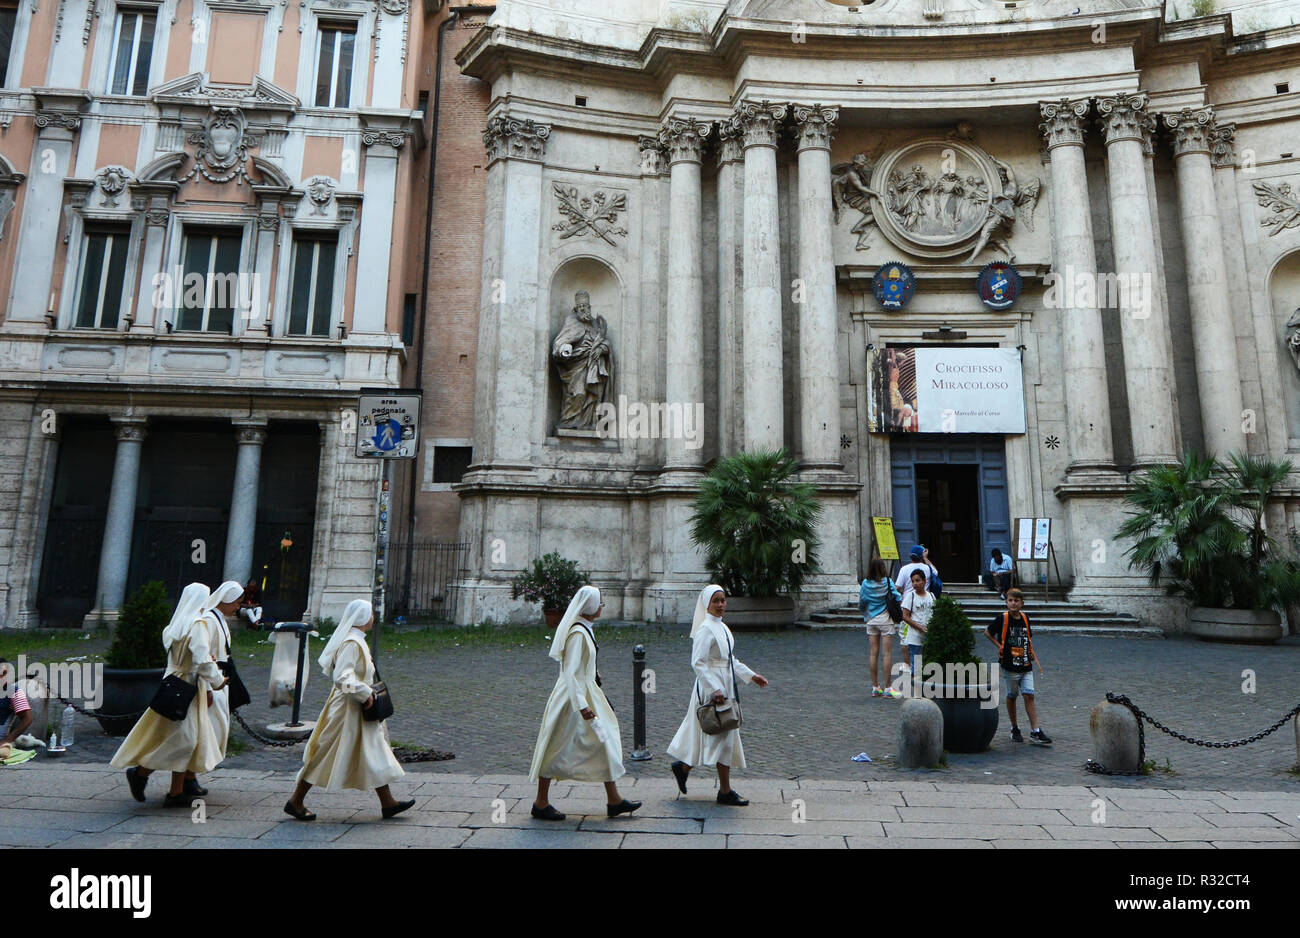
[921,594,982,683]
[690,448,823,598]
[511,552,591,612]
[1117,450,1300,611]
[105,581,171,670]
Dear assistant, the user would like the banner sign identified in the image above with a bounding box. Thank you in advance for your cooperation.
[870,346,1026,434]
[356,389,421,459]
[872,517,900,560]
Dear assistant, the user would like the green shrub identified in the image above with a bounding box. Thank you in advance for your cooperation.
[510,553,591,612]
[922,594,982,684]
[105,581,171,670]
[689,448,823,598]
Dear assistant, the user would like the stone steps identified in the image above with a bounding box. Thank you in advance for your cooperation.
[802,582,1163,637]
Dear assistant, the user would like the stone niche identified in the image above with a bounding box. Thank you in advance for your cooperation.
[1274,249,1300,447]
[546,256,623,443]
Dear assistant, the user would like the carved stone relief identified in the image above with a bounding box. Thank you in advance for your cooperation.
[1254,179,1300,237]
[178,108,258,185]
[551,183,627,246]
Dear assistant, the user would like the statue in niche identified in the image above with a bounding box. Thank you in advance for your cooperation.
[966,157,1040,263]
[1286,308,1300,372]
[551,290,613,431]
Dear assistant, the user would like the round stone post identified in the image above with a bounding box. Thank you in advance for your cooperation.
[1164,106,1247,457]
[1096,93,1179,466]
[1039,99,1115,474]
[223,420,268,584]
[897,697,944,768]
[1090,699,1142,773]
[660,116,710,471]
[735,100,788,452]
[793,103,842,469]
[91,417,147,621]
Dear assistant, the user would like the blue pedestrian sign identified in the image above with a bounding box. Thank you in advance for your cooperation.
[356,390,421,459]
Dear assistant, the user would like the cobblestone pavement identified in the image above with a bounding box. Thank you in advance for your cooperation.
[59,628,1300,792]
[3,764,1299,848]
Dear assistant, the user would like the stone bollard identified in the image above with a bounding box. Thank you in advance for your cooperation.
[1090,700,1141,773]
[897,697,944,768]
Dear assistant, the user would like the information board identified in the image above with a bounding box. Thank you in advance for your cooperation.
[356,389,421,459]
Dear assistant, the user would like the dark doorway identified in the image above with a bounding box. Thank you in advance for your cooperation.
[37,417,115,627]
[915,463,981,579]
[252,422,320,622]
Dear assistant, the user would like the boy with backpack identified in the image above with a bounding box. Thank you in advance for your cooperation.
[983,588,1051,745]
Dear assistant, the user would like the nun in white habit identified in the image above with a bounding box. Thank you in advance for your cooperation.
[667,585,769,806]
[284,599,414,821]
[200,580,244,774]
[528,585,641,821]
[114,582,228,806]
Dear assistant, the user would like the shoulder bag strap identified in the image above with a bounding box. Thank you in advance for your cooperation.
[726,631,739,703]
[1000,611,1009,651]
[215,613,232,662]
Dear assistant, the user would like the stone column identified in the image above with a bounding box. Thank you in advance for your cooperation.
[716,122,745,457]
[735,100,788,452]
[1039,99,1115,473]
[1096,93,1178,465]
[660,117,711,471]
[793,104,842,470]
[1163,107,1247,457]
[475,116,550,467]
[223,420,268,585]
[89,418,147,621]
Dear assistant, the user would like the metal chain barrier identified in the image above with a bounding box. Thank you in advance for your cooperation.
[1086,692,1300,776]
[56,695,143,720]
[231,709,305,748]
[58,695,305,749]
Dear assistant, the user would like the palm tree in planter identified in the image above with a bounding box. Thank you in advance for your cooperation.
[689,448,823,627]
[920,594,998,752]
[98,580,171,736]
[1117,451,1300,642]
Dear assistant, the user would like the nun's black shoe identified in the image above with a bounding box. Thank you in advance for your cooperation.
[182,779,208,797]
[381,799,416,819]
[671,760,689,794]
[606,799,642,818]
[162,793,191,808]
[531,803,566,821]
[283,801,316,821]
[125,767,147,802]
[716,790,749,807]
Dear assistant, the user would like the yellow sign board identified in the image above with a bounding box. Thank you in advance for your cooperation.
[872,516,899,560]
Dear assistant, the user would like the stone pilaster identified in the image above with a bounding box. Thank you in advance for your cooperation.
[792,104,842,470]
[660,117,711,471]
[716,121,746,457]
[1096,92,1178,465]
[1163,106,1246,456]
[734,100,788,452]
[1039,98,1115,474]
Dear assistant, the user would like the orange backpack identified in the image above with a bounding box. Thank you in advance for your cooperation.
[998,611,1033,668]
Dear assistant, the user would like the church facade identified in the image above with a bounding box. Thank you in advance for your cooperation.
[435,0,1300,631]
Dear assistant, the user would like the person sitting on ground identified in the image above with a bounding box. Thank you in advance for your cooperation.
[0,660,33,746]
[238,580,264,630]
[984,548,1015,598]
[983,588,1051,745]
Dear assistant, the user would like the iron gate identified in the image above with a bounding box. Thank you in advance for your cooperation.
[385,541,470,622]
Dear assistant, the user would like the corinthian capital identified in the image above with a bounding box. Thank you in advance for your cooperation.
[1038,98,1090,150]
[1210,122,1237,168]
[792,104,838,151]
[731,100,788,150]
[483,115,552,164]
[1162,106,1216,157]
[658,117,711,165]
[1095,92,1151,146]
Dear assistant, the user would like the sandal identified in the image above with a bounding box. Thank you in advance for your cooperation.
[283,801,316,821]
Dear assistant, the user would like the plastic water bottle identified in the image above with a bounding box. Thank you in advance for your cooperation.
[60,705,76,747]
[48,731,58,749]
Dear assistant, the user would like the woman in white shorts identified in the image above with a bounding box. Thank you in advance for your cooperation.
[859,558,903,698]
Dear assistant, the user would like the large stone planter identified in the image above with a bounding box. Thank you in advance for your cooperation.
[1187,607,1283,645]
[923,682,1000,753]
[724,596,795,628]
[95,668,164,736]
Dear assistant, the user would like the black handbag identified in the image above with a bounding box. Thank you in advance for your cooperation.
[884,578,904,625]
[362,663,394,722]
[149,674,197,721]
[214,615,251,710]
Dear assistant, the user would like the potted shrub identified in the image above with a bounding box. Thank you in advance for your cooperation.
[1117,451,1300,643]
[511,552,591,628]
[97,581,171,736]
[690,448,823,628]
[919,594,999,752]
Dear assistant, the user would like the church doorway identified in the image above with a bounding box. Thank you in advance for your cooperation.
[888,435,1011,583]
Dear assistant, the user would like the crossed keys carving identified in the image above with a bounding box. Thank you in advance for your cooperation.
[551,183,628,246]
[1252,180,1300,237]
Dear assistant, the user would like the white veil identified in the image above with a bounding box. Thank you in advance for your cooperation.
[547,585,601,662]
[691,584,725,638]
[204,580,244,614]
[161,583,212,649]
[318,599,372,677]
